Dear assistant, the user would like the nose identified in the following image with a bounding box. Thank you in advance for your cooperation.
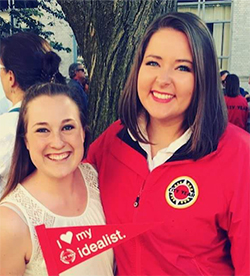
[50,131,65,149]
[156,68,171,87]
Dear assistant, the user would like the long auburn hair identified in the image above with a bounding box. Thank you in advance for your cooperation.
[119,12,227,160]
[1,83,90,200]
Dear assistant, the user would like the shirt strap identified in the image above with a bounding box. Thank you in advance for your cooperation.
[8,107,20,113]
[0,202,28,225]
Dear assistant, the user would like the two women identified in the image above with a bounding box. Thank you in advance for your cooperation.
[1,11,249,275]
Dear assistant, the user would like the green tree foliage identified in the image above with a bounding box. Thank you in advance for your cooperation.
[0,0,71,53]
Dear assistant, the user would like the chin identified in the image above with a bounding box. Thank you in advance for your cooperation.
[49,167,77,180]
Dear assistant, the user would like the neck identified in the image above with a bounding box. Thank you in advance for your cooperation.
[9,87,24,106]
[74,78,83,85]
[75,79,83,86]
[22,167,87,216]
[25,169,78,197]
[147,118,185,158]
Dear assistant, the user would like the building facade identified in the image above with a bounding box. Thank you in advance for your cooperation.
[178,0,250,91]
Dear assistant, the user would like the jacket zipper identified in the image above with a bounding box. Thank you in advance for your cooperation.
[134,195,140,208]
[134,180,146,208]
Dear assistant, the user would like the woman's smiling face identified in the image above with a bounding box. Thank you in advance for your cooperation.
[137,28,195,127]
[25,94,85,180]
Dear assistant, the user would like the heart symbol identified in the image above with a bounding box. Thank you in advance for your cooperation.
[60,231,73,244]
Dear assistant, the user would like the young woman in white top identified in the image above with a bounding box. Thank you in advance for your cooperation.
[0,83,114,276]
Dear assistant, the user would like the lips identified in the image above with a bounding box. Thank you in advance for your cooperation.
[47,152,70,161]
[151,91,175,102]
[152,91,174,99]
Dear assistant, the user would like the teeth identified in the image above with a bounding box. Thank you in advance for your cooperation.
[153,92,174,100]
[48,153,69,160]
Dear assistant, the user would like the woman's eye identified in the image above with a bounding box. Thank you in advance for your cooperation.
[36,128,48,133]
[145,61,159,67]
[62,125,74,131]
[178,65,192,72]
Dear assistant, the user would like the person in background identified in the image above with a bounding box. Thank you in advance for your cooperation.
[224,74,248,130]
[84,75,90,94]
[0,83,114,276]
[68,63,88,110]
[220,70,229,93]
[220,70,249,97]
[0,32,66,197]
[86,12,249,275]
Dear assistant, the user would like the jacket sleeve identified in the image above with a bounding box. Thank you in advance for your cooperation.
[85,130,106,171]
[85,120,122,172]
[227,140,250,275]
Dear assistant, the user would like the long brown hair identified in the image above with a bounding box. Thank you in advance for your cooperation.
[119,12,227,160]
[1,83,90,200]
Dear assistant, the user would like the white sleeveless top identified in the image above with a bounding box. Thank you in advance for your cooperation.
[1,163,114,276]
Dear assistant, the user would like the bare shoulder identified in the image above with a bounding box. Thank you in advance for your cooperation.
[0,205,31,276]
[0,204,29,233]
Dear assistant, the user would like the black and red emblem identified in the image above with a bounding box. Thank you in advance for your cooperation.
[165,176,198,209]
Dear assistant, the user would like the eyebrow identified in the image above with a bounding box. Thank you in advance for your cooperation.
[145,55,193,64]
[31,118,75,128]
[145,55,162,60]
[176,59,193,65]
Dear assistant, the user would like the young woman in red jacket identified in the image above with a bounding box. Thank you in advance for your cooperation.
[87,12,250,275]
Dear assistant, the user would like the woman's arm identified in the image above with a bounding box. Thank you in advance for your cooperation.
[228,151,250,275]
[0,206,31,276]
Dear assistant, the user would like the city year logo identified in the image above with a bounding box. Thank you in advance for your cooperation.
[165,176,198,209]
[60,249,76,264]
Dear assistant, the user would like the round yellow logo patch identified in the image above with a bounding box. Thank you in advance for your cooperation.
[165,176,198,209]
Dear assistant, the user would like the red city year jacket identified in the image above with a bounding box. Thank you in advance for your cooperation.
[225,95,248,130]
[86,120,250,276]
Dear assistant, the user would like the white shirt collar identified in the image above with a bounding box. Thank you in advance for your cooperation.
[128,114,192,171]
[8,101,22,112]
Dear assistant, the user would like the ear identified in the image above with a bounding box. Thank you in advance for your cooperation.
[81,129,85,143]
[25,137,30,151]
[8,70,16,88]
